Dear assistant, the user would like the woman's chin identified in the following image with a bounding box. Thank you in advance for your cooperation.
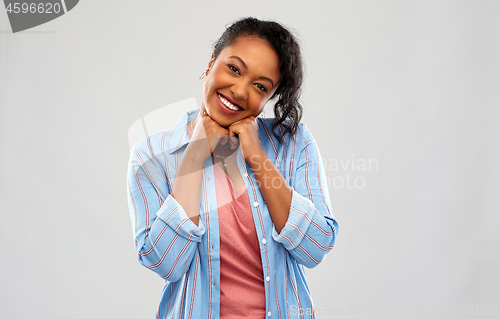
[218,122,233,130]
[206,111,234,128]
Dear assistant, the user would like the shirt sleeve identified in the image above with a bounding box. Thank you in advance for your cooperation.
[127,137,205,281]
[272,124,339,268]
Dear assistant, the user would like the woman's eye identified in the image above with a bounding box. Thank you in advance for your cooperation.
[229,65,240,75]
[255,83,267,92]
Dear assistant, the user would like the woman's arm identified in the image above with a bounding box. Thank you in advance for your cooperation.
[127,136,206,282]
[278,133,339,268]
[228,118,338,268]
[127,111,230,280]
[171,111,231,225]
[247,151,293,233]
[170,146,206,226]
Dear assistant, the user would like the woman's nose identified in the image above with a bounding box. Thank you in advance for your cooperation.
[230,80,248,100]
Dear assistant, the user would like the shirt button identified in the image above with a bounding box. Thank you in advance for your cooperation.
[243,173,248,177]
[268,311,272,317]
[261,238,267,245]
[253,202,259,207]
[266,276,270,281]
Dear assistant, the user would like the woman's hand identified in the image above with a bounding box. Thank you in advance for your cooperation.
[227,116,265,162]
[186,110,230,164]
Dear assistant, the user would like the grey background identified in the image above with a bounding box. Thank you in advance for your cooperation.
[1,0,499,318]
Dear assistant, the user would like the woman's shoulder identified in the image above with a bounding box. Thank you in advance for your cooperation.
[131,109,197,158]
[257,117,312,149]
[130,128,176,161]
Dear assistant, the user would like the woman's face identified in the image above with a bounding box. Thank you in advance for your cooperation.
[202,35,281,128]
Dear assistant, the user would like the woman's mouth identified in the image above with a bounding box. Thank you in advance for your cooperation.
[217,93,243,113]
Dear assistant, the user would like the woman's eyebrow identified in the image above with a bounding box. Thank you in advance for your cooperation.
[258,76,274,88]
[229,55,275,87]
[229,55,247,69]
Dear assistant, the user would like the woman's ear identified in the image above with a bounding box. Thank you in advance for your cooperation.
[206,51,215,76]
[200,52,215,80]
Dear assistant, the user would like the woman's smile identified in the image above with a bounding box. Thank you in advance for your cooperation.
[217,93,243,113]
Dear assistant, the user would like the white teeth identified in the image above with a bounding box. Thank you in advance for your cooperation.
[218,94,240,111]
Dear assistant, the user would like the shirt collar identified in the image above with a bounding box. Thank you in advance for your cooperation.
[168,108,200,154]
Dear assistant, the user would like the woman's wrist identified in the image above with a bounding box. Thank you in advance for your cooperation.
[245,148,268,168]
[179,147,207,175]
[185,142,210,165]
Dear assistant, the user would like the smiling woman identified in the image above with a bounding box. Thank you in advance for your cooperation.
[127,17,339,319]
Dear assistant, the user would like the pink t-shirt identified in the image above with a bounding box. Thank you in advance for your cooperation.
[213,161,266,318]
[187,125,266,317]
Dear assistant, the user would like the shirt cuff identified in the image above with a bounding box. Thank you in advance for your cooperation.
[156,194,206,242]
[272,188,316,250]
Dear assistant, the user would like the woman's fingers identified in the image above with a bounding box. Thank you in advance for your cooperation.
[188,109,227,160]
[200,114,231,153]
[220,135,229,145]
[229,135,238,149]
[228,125,240,150]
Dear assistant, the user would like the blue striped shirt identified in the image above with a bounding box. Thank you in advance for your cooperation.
[127,109,339,319]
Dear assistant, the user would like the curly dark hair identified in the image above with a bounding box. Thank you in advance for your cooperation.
[213,17,304,143]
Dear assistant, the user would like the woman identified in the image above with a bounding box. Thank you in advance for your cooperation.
[127,17,339,319]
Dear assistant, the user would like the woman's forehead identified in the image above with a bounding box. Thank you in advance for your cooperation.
[224,35,274,54]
